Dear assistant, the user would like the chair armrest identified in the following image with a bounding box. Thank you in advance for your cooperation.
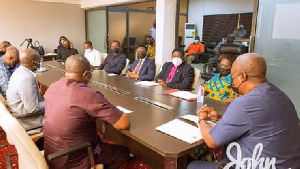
[6,153,18,169]
[47,142,93,161]
[13,110,44,119]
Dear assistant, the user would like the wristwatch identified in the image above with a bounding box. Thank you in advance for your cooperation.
[198,118,207,123]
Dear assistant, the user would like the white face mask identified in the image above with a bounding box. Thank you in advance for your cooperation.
[172,57,182,67]
[61,40,64,44]
[194,40,200,44]
[85,49,92,53]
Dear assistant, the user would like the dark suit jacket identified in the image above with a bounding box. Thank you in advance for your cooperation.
[127,57,155,81]
[56,48,78,60]
[99,53,126,74]
[155,62,195,90]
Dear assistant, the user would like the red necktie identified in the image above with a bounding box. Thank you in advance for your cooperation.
[134,60,142,73]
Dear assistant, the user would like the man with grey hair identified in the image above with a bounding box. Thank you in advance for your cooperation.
[6,49,44,135]
[188,53,300,169]
[0,46,19,98]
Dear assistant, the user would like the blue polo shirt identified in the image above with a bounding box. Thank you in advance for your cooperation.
[210,82,300,168]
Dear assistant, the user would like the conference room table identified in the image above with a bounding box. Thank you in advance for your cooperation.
[36,60,230,169]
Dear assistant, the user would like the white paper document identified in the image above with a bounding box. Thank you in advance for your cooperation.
[107,73,117,76]
[44,53,57,56]
[116,106,132,114]
[135,81,159,87]
[156,119,202,144]
[170,91,197,100]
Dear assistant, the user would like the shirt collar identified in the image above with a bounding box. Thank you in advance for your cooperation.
[0,59,10,69]
[20,65,36,77]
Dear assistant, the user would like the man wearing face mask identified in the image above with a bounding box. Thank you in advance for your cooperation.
[6,49,44,135]
[43,55,130,169]
[185,36,204,64]
[56,39,78,61]
[233,22,247,38]
[84,41,101,67]
[99,40,126,75]
[188,53,300,169]
[126,45,155,81]
[155,48,195,90]
[144,35,156,60]
[204,54,237,101]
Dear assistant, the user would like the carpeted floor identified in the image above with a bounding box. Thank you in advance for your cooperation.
[0,127,151,169]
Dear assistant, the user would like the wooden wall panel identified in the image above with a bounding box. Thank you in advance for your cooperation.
[202,13,252,42]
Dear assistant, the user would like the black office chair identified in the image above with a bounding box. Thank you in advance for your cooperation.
[192,41,218,64]
[201,43,246,81]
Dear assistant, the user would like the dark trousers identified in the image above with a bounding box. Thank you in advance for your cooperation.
[94,143,130,169]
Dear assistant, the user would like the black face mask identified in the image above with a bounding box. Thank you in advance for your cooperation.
[219,68,231,76]
[0,51,5,56]
[111,48,120,54]
[137,52,146,59]
[231,73,242,94]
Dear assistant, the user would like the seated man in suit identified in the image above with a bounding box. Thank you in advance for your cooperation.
[99,40,126,74]
[126,45,155,81]
[6,49,44,135]
[56,39,78,61]
[155,48,195,90]
[44,55,130,169]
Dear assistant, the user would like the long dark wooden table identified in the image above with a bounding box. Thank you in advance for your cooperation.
[36,61,230,169]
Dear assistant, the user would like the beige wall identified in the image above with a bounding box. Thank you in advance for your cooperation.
[0,0,85,54]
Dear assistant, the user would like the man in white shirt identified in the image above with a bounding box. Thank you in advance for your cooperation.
[84,41,101,67]
[6,49,44,135]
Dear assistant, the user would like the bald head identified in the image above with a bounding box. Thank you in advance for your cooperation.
[65,55,92,84]
[2,46,19,68]
[19,49,40,71]
[233,53,267,78]
[65,55,91,73]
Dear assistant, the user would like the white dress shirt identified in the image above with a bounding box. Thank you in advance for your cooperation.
[84,48,101,67]
[6,65,44,134]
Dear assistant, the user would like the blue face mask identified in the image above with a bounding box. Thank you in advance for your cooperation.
[194,40,200,44]
[85,49,92,53]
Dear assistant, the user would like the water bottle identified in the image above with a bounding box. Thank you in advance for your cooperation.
[197,83,204,103]
[39,57,43,69]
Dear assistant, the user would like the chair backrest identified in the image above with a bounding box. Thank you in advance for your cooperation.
[100,53,108,63]
[123,37,136,46]
[192,68,201,89]
[121,58,130,75]
[219,43,246,56]
[0,102,48,169]
[155,63,161,77]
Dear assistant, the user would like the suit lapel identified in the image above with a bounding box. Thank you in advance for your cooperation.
[170,63,184,83]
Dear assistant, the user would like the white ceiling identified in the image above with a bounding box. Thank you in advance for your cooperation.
[30,0,148,8]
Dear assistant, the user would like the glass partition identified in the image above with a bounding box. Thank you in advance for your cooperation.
[254,0,300,118]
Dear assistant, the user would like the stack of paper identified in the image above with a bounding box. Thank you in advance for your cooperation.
[135,81,159,87]
[156,119,201,144]
[170,91,197,100]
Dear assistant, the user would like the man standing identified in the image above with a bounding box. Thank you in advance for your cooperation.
[99,41,126,75]
[188,53,300,169]
[44,55,130,169]
[126,45,155,81]
[0,46,19,98]
[0,41,11,57]
[84,41,101,67]
[185,36,205,64]
[6,49,44,135]
[155,48,195,90]
[150,19,156,40]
